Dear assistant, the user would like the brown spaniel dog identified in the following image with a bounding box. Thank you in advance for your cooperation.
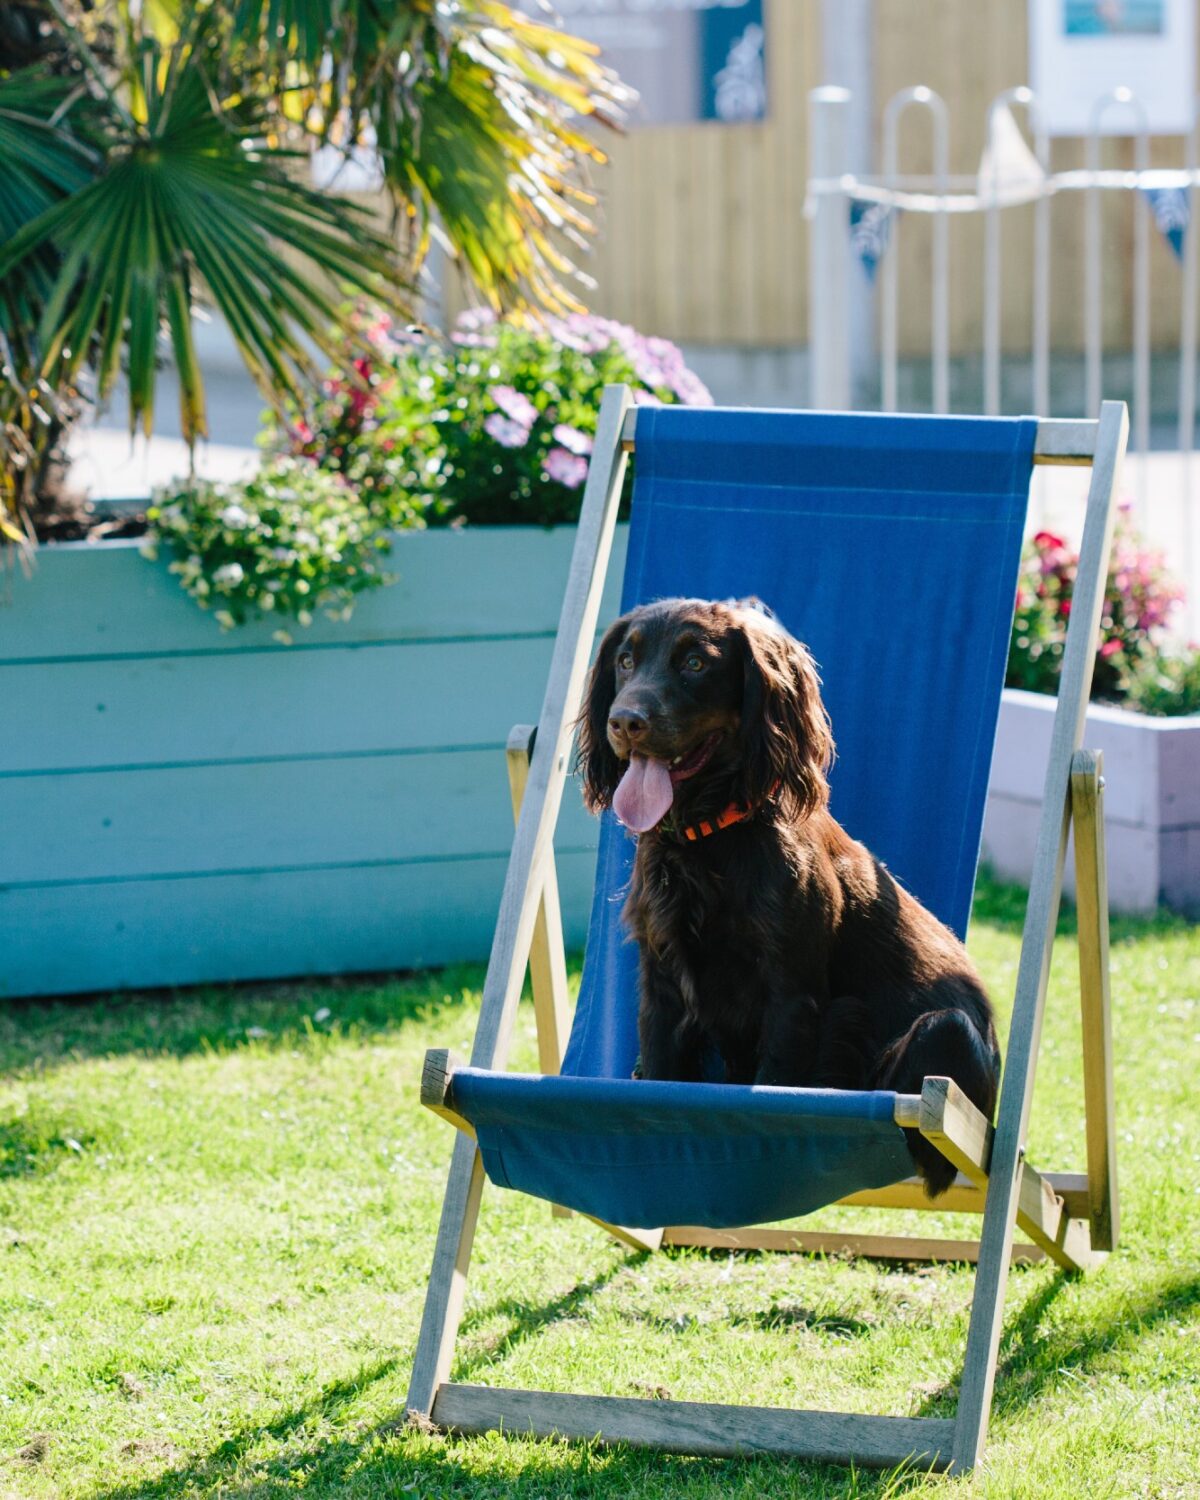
[577,597,1000,1196]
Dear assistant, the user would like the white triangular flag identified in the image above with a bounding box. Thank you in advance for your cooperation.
[978,104,1046,208]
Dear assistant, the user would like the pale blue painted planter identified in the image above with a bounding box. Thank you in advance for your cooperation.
[1,527,628,997]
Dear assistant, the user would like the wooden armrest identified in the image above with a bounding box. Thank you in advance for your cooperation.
[421,1048,475,1139]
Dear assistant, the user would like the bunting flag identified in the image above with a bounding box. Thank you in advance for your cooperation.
[977,102,1047,208]
[1142,185,1190,261]
[849,199,898,282]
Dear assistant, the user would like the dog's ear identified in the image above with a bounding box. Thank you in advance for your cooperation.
[575,612,631,812]
[736,614,834,821]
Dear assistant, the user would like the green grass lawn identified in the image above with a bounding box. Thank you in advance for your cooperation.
[1,875,1198,1499]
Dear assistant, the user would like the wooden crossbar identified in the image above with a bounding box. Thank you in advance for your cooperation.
[432,1384,956,1470]
[662,1226,1045,1266]
[839,1171,1090,1218]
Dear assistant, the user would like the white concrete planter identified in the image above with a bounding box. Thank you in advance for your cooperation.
[983,688,1200,914]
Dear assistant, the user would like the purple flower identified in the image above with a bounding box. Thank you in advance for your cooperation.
[543,446,588,489]
[552,423,593,456]
[669,366,714,406]
[452,308,498,347]
[484,413,531,449]
[489,385,538,427]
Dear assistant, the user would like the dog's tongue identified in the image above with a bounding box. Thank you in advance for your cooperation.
[613,753,674,832]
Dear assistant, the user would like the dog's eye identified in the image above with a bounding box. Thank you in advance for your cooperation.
[682,653,706,673]
[616,651,634,672]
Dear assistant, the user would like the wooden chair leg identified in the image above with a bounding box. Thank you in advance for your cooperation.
[951,398,1128,1473]
[1071,748,1119,1252]
[405,1133,488,1417]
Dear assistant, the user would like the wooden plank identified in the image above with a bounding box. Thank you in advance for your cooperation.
[421,1049,474,1138]
[0,747,601,888]
[1071,748,1120,1252]
[581,1216,664,1256]
[917,1076,993,1189]
[0,529,629,663]
[1033,419,1098,463]
[661,1226,1044,1266]
[918,1078,1096,1273]
[839,1171,1090,1220]
[954,399,1127,1473]
[406,1134,488,1420]
[406,385,634,1420]
[0,847,601,999]
[432,1384,955,1469]
[0,637,570,775]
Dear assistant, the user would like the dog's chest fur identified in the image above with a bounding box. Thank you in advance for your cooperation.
[625,822,814,1063]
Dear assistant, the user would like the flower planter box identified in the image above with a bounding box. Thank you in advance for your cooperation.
[983,688,1200,915]
[6,530,1194,999]
[0,527,627,998]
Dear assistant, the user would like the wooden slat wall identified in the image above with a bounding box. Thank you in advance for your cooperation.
[0,531,626,998]
[442,0,1195,360]
[445,0,818,347]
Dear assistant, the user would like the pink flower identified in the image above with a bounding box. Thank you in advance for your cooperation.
[552,423,593,456]
[1100,639,1123,658]
[488,385,538,427]
[452,307,498,347]
[291,419,313,445]
[484,413,530,449]
[543,446,588,489]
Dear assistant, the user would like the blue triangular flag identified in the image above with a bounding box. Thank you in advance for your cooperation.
[849,198,898,282]
[1142,186,1189,261]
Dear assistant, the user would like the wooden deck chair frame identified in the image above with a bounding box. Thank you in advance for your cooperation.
[407,388,1128,1474]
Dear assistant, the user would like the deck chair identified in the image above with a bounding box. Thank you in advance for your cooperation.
[407,390,1126,1473]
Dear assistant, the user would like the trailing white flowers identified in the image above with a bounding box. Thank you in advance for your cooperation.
[146,458,391,634]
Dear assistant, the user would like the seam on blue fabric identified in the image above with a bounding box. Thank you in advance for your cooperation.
[629,495,1017,522]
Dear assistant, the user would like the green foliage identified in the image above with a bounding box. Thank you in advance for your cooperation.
[0,0,627,546]
[1125,647,1200,717]
[1007,516,1191,711]
[279,308,713,528]
[146,459,390,635]
[1,879,1198,1497]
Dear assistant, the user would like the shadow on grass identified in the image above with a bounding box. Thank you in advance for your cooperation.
[454,1263,631,1379]
[82,1260,1200,1500]
[988,1265,1200,1418]
[0,962,498,1076]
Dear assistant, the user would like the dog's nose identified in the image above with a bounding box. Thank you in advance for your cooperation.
[609,709,648,742]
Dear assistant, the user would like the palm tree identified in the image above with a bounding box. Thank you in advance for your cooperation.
[0,0,627,545]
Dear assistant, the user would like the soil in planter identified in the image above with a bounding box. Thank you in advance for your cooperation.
[29,485,149,543]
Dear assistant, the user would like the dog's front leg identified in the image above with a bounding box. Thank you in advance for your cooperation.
[754,990,822,1087]
[637,956,705,1082]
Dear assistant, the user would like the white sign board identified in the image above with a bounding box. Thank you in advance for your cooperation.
[1029,0,1195,136]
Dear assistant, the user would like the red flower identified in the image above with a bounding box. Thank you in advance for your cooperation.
[1033,530,1067,551]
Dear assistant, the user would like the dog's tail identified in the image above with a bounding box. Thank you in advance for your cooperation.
[872,1009,1000,1198]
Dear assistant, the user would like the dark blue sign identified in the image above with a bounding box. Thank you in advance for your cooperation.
[548,0,766,126]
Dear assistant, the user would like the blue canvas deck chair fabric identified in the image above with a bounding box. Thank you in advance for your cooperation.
[408,390,1127,1473]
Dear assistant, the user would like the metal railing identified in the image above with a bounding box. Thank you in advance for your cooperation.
[807,84,1200,631]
